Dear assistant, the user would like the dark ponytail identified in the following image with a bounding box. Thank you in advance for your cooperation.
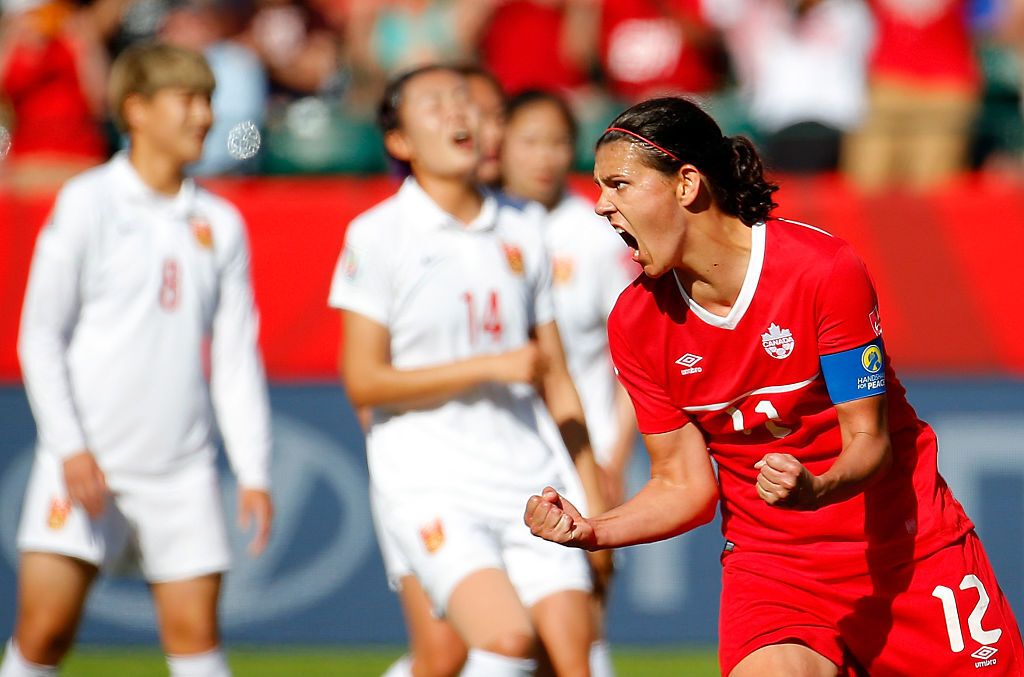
[597,98,778,226]
[717,136,778,226]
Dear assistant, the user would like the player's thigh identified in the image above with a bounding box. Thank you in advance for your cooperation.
[396,575,467,677]
[846,531,1024,676]
[14,552,97,661]
[730,643,841,677]
[150,573,222,654]
[122,464,231,583]
[446,567,535,657]
[529,588,594,677]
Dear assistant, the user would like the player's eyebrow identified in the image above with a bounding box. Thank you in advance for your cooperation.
[594,173,625,187]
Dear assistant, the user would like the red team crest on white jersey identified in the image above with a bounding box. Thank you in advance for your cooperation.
[761,323,795,359]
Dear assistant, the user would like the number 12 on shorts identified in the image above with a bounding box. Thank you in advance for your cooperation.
[932,575,1003,652]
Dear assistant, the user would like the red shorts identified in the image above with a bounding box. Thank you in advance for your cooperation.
[719,531,1024,676]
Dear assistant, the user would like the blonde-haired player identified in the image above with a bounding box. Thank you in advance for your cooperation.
[0,43,272,677]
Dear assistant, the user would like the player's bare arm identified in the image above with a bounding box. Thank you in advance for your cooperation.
[62,451,109,518]
[755,393,892,510]
[533,319,614,585]
[341,309,544,409]
[526,421,718,550]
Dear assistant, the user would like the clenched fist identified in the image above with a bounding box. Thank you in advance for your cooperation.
[754,453,821,510]
[524,487,597,549]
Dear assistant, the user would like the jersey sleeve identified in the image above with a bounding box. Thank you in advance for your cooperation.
[815,244,887,404]
[18,182,93,460]
[816,244,882,353]
[608,308,690,434]
[327,218,391,326]
[209,208,273,489]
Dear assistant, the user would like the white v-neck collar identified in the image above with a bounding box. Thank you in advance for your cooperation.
[672,221,766,331]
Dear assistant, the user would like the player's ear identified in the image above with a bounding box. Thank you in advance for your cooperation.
[122,93,147,133]
[676,164,701,207]
[383,129,412,164]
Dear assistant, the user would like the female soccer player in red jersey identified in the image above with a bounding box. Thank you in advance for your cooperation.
[525,96,1024,677]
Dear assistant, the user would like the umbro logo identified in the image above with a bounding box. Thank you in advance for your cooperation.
[973,645,999,668]
[675,353,703,375]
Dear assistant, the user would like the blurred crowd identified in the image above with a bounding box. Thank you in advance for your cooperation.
[2,0,1024,193]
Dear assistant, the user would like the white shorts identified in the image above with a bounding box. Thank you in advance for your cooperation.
[17,453,231,583]
[370,489,412,584]
[375,495,592,617]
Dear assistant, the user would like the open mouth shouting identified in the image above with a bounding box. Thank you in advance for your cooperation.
[613,225,640,261]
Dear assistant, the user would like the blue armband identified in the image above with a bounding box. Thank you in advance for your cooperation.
[820,338,887,404]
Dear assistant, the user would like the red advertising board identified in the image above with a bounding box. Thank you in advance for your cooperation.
[2,174,1023,381]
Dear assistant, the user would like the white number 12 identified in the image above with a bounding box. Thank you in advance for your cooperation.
[727,399,791,438]
[932,575,1002,652]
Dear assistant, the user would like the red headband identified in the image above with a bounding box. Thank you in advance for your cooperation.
[604,127,681,163]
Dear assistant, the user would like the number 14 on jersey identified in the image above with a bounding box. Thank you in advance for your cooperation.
[462,290,503,344]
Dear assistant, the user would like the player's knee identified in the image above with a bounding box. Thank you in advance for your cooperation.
[482,629,536,660]
[413,646,467,677]
[160,612,220,654]
[14,611,76,665]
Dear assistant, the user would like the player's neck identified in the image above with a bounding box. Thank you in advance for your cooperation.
[127,143,187,197]
[676,214,752,315]
[415,173,483,225]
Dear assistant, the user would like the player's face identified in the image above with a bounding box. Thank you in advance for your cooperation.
[391,70,480,181]
[502,100,574,208]
[128,87,212,165]
[467,75,505,185]
[594,140,686,278]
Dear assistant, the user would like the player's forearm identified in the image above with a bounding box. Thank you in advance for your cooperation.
[541,367,608,514]
[344,356,497,409]
[811,431,892,508]
[588,475,718,549]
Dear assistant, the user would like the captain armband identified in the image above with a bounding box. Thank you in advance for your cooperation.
[820,338,887,404]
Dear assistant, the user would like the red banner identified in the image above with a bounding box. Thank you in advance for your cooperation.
[2,174,1023,381]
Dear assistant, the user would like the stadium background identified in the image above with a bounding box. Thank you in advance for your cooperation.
[2,0,1024,672]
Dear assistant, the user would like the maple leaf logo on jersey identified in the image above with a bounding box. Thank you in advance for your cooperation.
[502,243,525,276]
[190,217,214,249]
[47,497,72,530]
[761,323,795,359]
[419,519,445,554]
[552,257,574,285]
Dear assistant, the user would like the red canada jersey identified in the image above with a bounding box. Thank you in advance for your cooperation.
[608,218,972,571]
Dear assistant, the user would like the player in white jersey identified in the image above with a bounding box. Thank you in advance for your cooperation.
[502,90,637,506]
[0,44,272,677]
[501,90,637,677]
[330,65,604,677]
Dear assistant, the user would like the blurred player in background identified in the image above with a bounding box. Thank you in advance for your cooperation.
[526,97,1024,676]
[501,88,637,677]
[371,63,509,677]
[1,43,273,677]
[457,64,505,189]
[501,89,637,508]
[330,64,605,677]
